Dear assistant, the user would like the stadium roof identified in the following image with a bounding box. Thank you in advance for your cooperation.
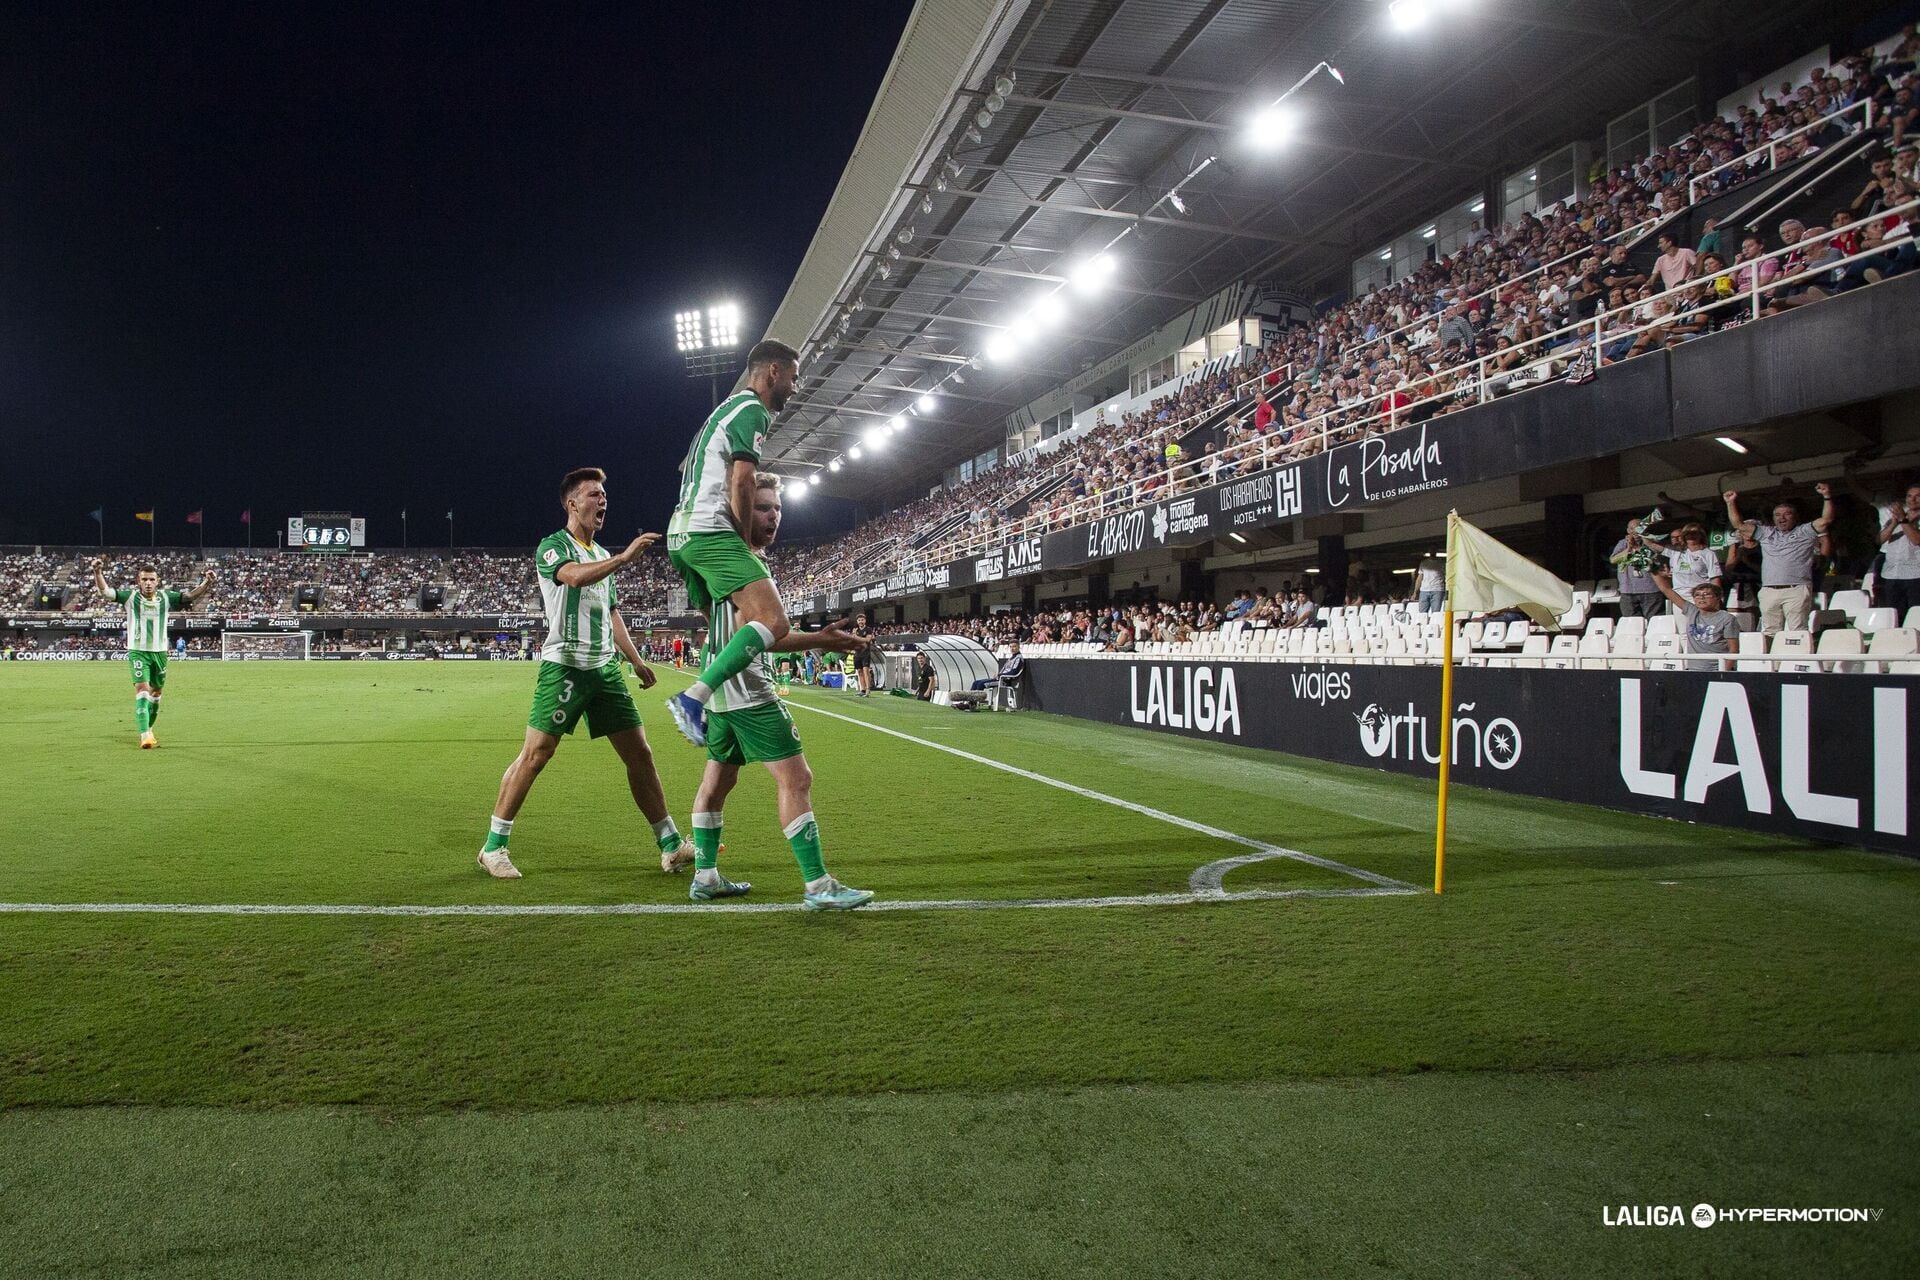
[759,0,1834,502]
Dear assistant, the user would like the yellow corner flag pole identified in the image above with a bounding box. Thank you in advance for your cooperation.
[1435,512,1459,895]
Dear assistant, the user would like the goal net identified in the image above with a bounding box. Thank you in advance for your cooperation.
[221,631,313,661]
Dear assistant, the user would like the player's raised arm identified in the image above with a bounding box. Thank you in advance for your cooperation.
[555,532,657,588]
[92,557,115,599]
[184,568,216,603]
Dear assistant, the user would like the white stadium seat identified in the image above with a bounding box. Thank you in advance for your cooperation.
[1857,607,1899,634]
[1736,630,1769,672]
[1645,634,1684,671]
[1827,589,1871,623]
[1546,634,1580,669]
[1772,630,1818,673]
[1868,628,1919,673]
[1578,632,1611,670]
[1815,628,1864,673]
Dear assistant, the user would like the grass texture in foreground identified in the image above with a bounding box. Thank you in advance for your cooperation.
[1,662,1916,1274]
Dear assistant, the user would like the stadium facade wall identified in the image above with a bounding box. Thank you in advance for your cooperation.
[793,271,1920,620]
[1023,657,1918,858]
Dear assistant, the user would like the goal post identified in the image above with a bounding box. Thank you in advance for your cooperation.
[220,631,313,661]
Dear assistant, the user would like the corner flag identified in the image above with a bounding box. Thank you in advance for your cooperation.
[1432,512,1574,895]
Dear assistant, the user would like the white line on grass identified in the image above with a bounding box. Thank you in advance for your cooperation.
[788,697,1417,893]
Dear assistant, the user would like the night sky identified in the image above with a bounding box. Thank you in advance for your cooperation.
[0,2,900,549]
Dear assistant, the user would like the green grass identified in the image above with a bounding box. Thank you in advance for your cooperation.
[1,661,1916,1275]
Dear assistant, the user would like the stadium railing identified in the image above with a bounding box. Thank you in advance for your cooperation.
[1687,99,1877,207]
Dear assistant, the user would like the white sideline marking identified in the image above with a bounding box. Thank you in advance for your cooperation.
[789,697,1417,893]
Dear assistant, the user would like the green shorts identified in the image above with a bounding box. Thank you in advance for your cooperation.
[527,661,642,739]
[668,529,771,614]
[707,700,803,766]
[129,650,169,690]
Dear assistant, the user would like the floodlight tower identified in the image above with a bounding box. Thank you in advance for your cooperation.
[675,302,743,407]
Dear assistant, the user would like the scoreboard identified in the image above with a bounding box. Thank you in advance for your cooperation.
[287,514,366,550]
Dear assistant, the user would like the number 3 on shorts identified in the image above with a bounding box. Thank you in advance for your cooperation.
[559,678,575,704]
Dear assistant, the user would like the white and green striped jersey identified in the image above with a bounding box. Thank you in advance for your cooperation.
[535,531,620,669]
[669,390,768,538]
[114,587,183,652]
[705,591,777,713]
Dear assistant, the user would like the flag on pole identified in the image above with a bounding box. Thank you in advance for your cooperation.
[185,511,203,525]
[1432,512,1575,895]
[239,510,252,524]
[1445,512,1574,625]
[88,507,104,525]
[134,510,154,523]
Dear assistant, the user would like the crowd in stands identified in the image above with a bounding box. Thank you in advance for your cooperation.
[0,547,684,619]
[769,36,1920,588]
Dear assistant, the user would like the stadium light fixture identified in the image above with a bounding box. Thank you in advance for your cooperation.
[863,428,885,450]
[1167,192,1188,215]
[1716,436,1749,454]
[1030,293,1065,330]
[807,473,821,487]
[1228,532,1248,544]
[1389,0,1433,31]
[1469,198,1486,214]
[888,415,906,433]
[849,445,864,460]
[985,333,1016,363]
[706,303,740,349]
[916,393,938,414]
[1070,252,1118,294]
[674,309,705,352]
[828,458,843,473]
[1421,226,1437,239]
[786,479,804,500]
[1246,104,1299,150]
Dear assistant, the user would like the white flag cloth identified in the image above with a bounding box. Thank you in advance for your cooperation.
[1445,511,1574,623]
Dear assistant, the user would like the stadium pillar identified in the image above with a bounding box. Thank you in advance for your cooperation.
[1316,535,1347,602]
[1086,572,1109,610]
[1178,555,1211,606]
[968,592,983,617]
[927,596,941,623]
[1020,582,1036,613]
[1541,493,1585,583]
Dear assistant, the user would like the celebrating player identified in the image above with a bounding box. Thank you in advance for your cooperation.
[93,557,214,748]
[685,474,874,909]
[476,467,688,880]
[662,338,800,748]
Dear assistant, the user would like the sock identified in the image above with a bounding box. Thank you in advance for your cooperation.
[148,697,161,725]
[651,816,682,854]
[135,696,151,734]
[483,815,512,852]
[688,621,774,705]
[784,811,826,883]
[694,868,720,886]
[692,811,723,871]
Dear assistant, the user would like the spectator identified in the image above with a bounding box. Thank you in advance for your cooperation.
[1652,232,1697,290]
[1876,482,1920,616]
[1658,523,1725,611]
[1649,571,1740,666]
[1415,555,1446,614]
[1608,517,1666,617]
[1725,483,1835,633]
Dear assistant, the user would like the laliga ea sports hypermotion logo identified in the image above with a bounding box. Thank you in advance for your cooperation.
[1354,701,1522,770]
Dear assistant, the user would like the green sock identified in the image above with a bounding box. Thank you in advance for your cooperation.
[692,813,722,871]
[483,817,511,852]
[691,621,773,702]
[135,698,151,734]
[651,816,682,855]
[783,811,825,883]
[148,698,161,725]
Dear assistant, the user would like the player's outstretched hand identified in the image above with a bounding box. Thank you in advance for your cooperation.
[619,532,661,563]
[630,661,657,690]
[813,617,869,654]
[91,557,105,572]
[200,569,216,584]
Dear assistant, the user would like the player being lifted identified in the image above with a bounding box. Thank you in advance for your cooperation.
[683,473,872,909]
[93,557,214,748]
[663,338,873,908]
[476,467,689,880]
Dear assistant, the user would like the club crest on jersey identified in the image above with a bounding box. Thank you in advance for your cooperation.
[542,549,559,565]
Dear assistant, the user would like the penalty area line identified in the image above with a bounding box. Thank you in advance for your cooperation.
[787,697,1418,894]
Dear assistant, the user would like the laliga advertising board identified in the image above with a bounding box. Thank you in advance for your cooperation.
[1024,658,1917,858]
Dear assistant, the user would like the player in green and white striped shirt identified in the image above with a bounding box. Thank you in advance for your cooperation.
[663,339,799,750]
[92,557,214,748]
[686,473,876,911]
[476,467,689,881]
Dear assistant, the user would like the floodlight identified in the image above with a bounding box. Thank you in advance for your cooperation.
[829,458,843,472]
[1030,293,1065,329]
[1389,0,1432,31]
[864,428,886,450]
[916,393,937,414]
[1071,252,1118,294]
[849,445,863,460]
[1247,105,1298,150]
[985,334,1015,363]
[993,75,1014,97]
[975,109,994,130]
[807,473,821,486]
[1168,192,1188,215]
[888,415,905,432]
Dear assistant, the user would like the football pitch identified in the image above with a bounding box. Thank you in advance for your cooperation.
[2,661,1917,1276]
